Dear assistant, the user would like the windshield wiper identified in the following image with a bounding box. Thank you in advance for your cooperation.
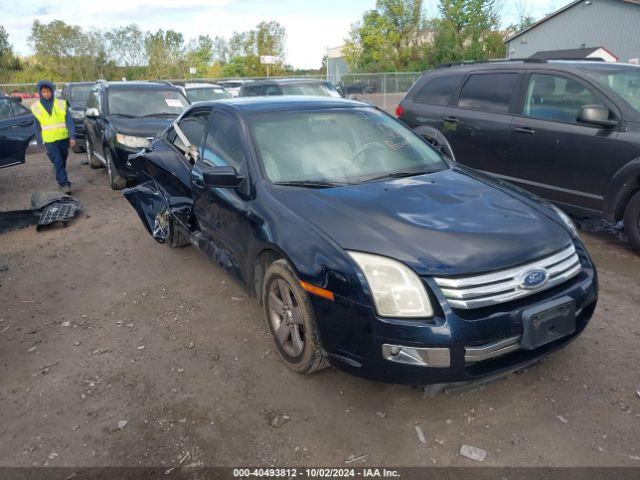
[110,113,137,118]
[273,180,347,189]
[361,170,436,183]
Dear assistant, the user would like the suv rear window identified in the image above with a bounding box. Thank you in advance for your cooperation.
[414,75,464,105]
[458,73,518,114]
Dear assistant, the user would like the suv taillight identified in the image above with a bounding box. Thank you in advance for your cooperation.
[395,104,404,118]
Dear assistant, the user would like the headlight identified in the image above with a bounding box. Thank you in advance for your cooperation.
[70,110,85,119]
[116,133,149,149]
[348,251,433,318]
[552,205,579,238]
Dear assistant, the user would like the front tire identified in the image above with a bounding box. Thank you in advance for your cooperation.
[105,149,127,190]
[623,191,640,253]
[262,260,329,374]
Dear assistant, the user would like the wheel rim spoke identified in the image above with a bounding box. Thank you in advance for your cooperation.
[290,326,304,356]
[291,305,304,325]
[275,322,291,345]
[269,291,285,315]
[277,280,293,308]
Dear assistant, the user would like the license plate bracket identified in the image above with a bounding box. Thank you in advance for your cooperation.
[521,296,576,350]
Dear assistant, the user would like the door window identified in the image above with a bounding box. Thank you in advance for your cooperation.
[202,112,247,172]
[414,74,464,105]
[0,99,14,120]
[458,73,518,114]
[523,74,605,124]
[167,110,210,156]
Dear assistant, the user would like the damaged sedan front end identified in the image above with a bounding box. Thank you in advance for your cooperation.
[123,97,598,387]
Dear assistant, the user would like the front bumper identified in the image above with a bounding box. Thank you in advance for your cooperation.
[312,244,598,385]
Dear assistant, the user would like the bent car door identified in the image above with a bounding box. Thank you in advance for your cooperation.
[124,109,210,242]
[507,72,619,214]
[0,98,34,169]
[191,110,252,283]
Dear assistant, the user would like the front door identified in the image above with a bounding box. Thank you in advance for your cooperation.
[191,110,252,283]
[441,72,521,174]
[507,72,619,214]
[0,98,34,169]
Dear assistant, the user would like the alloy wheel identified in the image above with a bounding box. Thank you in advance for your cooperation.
[268,279,305,358]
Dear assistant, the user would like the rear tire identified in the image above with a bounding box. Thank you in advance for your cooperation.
[105,149,127,190]
[86,138,103,169]
[262,260,329,374]
[422,133,454,160]
[623,191,640,253]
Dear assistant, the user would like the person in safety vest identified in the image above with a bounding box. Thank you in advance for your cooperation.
[32,80,76,194]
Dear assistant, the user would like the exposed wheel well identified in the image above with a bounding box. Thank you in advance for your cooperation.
[617,176,640,222]
[253,249,283,303]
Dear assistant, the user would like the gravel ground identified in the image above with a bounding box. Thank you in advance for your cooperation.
[0,150,639,468]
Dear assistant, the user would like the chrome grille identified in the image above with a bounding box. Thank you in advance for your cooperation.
[433,244,582,309]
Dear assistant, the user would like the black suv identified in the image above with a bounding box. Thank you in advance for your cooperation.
[84,80,189,189]
[397,60,640,251]
[59,81,95,153]
[239,78,343,98]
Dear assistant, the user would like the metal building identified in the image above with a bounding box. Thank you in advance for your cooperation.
[505,0,640,64]
[326,45,350,85]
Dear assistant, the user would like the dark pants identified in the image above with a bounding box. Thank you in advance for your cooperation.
[45,139,70,187]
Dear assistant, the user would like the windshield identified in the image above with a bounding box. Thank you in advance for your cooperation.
[69,85,93,106]
[586,65,640,113]
[250,108,448,185]
[108,89,189,117]
[280,82,342,98]
[187,87,231,103]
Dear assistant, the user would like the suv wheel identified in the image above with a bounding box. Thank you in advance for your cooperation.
[623,190,640,252]
[262,259,329,374]
[86,138,103,169]
[105,149,127,190]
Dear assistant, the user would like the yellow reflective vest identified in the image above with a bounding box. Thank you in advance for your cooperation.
[31,98,70,143]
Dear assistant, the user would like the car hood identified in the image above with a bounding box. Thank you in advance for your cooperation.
[108,115,176,138]
[273,169,572,276]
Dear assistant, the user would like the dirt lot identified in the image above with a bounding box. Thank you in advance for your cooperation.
[1,150,639,468]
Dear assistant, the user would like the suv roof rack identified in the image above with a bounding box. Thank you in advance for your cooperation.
[435,58,547,69]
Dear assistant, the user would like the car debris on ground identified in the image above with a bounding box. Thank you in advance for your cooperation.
[459,444,487,462]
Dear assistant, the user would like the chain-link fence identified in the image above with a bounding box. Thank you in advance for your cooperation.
[1,72,425,112]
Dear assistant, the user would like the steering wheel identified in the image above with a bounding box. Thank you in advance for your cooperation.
[352,142,387,164]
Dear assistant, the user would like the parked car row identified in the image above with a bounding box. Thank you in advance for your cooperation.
[396,59,640,252]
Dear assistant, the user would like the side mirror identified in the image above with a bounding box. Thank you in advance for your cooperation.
[202,165,244,188]
[577,105,618,128]
[86,107,99,118]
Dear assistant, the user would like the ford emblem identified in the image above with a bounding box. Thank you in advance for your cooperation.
[520,268,549,290]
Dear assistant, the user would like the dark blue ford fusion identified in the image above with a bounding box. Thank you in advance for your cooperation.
[124,96,598,386]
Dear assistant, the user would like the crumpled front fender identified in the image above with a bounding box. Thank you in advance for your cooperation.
[123,180,192,243]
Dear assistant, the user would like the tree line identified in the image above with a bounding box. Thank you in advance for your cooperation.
[343,0,537,72]
[0,20,298,84]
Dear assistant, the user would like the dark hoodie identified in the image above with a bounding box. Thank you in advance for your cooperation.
[34,80,76,146]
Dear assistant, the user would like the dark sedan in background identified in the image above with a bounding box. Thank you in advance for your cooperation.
[0,95,34,169]
[123,96,597,387]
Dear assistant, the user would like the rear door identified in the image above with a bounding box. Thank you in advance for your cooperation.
[440,71,521,174]
[507,71,619,213]
[402,72,466,135]
[0,98,34,168]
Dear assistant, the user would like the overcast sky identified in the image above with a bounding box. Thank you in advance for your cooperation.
[2,0,563,69]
